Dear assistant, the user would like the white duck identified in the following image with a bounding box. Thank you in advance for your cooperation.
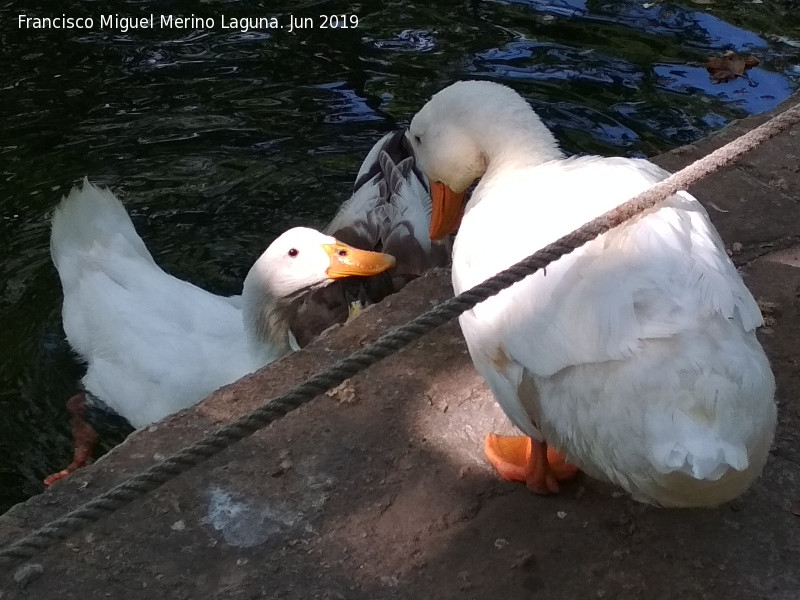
[47,179,395,484]
[408,80,776,507]
[291,130,450,345]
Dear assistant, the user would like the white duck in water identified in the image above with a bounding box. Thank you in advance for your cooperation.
[291,130,450,346]
[408,80,776,507]
[47,180,395,484]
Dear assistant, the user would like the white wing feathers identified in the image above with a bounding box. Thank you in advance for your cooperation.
[458,156,761,379]
[51,181,256,426]
[455,156,771,486]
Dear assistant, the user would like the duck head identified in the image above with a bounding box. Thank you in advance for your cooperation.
[407,80,563,240]
[243,227,395,354]
[250,227,396,299]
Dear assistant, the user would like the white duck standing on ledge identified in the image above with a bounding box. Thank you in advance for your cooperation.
[408,80,776,507]
[291,130,450,346]
[47,180,395,485]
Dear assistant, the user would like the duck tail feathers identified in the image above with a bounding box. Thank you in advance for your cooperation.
[50,178,155,272]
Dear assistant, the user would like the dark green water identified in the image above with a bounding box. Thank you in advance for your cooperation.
[1,0,798,514]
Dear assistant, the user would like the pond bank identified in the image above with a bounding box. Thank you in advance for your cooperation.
[1,93,799,599]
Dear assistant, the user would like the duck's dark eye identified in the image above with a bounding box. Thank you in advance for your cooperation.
[414,134,422,144]
[288,248,299,257]
[338,249,348,257]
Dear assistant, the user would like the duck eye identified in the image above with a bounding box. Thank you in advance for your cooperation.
[414,134,422,144]
[288,248,299,257]
[338,249,348,257]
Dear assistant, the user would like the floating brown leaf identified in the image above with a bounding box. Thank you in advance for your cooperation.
[706,51,760,83]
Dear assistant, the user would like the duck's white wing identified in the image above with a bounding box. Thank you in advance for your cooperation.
[455,157,771,485]
[456,156,761,373]
[52,181,261,427]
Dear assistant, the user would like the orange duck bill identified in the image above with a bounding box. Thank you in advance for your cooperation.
[323,242,396,278]
[429,182,466,241]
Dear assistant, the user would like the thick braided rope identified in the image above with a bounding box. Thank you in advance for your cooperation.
[2,101,799,570]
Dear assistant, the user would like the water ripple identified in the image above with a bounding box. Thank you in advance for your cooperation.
[364,29,438,53]
[473,41,643,89]
[654,63,794,113]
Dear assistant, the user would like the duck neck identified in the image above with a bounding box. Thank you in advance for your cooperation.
[480,109,565,176]
[241,275,295,363]
[461,105,565,217]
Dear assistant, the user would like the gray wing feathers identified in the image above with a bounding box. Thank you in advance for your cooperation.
[291,130,450,346]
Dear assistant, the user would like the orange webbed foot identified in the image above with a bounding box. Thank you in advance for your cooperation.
[484,434,578,495]
[44,393,100,487]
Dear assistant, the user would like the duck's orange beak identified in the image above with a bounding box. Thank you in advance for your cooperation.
[429,181,466,241]
[323,242,396,279]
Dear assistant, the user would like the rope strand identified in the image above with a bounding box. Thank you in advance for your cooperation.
[2,100,799,569]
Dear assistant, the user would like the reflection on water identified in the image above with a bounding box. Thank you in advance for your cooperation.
[653,63,793,114]
[1,0,798,513]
